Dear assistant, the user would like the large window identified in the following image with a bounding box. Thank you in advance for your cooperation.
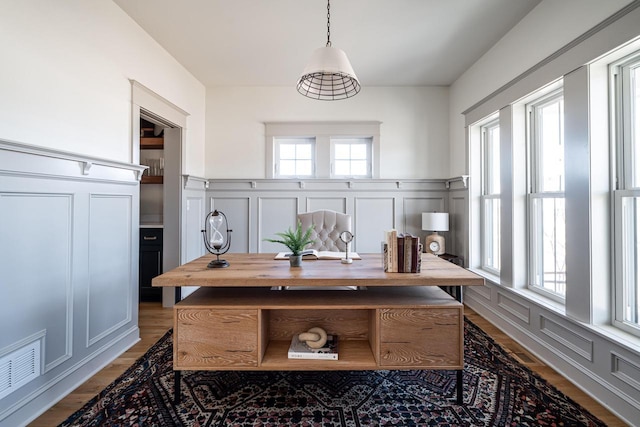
[527,91,566,299]
[612,52,640,333]
[480,120,500,274]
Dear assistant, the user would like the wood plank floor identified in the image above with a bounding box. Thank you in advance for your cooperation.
[30,304,626,426]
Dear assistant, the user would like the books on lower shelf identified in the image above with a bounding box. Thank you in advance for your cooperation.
[275,250,361,260]
[382,230,422,273]
[288,334,339,360]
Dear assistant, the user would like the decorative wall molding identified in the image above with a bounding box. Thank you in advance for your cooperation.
[0,143,140,424]
[0,139,145,184]
[465,282,640,425]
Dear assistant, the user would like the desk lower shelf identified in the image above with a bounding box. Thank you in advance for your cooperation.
[173,286,463,372]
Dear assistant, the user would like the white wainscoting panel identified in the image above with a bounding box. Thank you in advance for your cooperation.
[0,141,141,426]
[0,193,73,372]
[306,197,346,214]
[210,197,252,253]
[539,315,594,362]
[354,197,395,252]
[207,179,453,255]
[258,197,299,253]
[185,196,205,263]
[87,194,132,346]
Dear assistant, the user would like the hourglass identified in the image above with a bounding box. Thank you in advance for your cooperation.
[201,210,232,268]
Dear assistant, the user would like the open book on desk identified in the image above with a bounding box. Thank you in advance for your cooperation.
[275,249,361,260]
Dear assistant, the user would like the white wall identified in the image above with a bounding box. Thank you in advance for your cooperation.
[0,1,206,424]
[448,0,633,176]
[0,0,206,176]
[206,86,449,179]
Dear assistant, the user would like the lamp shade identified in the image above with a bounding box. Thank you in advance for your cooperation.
[422,212,449,232]
[297,46,361,100]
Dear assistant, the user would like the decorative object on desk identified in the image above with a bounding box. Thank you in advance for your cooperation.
[59,320,608,427]
[382,230,421,272]
[263,219,316,267]
[201,210,232,268]
[296,0,360,101]
[339,230,354,264]
[422,212,449,255]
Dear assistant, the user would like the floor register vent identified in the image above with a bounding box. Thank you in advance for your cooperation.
[0,341,41,400]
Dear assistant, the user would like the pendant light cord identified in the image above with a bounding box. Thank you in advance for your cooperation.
[326,0,331,47]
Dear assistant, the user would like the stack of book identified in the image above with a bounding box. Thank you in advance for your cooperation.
[382,230,423,273]
[287,335,339,360]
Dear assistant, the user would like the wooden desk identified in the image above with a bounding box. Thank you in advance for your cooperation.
[153,253,484,404]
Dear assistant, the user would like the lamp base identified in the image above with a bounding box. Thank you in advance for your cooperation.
[425,232,446,255]
[207,259,230,268]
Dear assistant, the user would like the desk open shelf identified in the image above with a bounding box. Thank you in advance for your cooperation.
[174,286,463,372]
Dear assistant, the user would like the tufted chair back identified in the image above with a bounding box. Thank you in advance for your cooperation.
[297,210,352,252]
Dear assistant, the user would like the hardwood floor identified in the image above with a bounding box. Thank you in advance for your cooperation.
[30,304,626,426]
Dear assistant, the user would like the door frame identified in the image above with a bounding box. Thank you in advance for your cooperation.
[131,80,189,307]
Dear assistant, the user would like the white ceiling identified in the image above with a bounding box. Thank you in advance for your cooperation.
[113,0,541,87]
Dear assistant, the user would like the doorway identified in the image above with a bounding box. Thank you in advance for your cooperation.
[132,81,188,307]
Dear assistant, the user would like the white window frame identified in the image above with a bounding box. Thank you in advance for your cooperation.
[526,89,566,302]
[273,137,316,178]
[330,137,373,178]
[480,119,501,275]
[265,122,381,179]
[611,51,640,335]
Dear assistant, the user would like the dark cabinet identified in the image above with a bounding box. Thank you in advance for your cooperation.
[139,228,163,302]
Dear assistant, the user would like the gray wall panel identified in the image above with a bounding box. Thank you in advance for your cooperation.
[87,195,132,346]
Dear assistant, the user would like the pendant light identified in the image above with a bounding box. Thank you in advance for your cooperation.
[296,0,361,100]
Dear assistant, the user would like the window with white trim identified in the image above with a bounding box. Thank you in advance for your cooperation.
[527,90,566,299]
[480,119,500,274]
[612,51,640,333]
[274,137,315,178]
[331,137,372,178]
[265,122,380,179]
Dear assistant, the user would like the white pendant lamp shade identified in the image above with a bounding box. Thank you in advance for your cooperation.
[297,46,361,100]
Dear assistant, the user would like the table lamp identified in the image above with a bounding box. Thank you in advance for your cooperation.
[422,212,449,255]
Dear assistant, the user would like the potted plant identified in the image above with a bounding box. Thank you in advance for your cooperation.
[264,220,315,267]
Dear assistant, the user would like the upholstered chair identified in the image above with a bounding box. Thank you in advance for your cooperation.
[282,210,358,290]
[297,210,352,252]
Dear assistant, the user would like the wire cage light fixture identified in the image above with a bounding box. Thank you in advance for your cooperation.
[296,0,360,100]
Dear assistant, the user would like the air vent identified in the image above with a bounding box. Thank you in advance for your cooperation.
[0,341,41,400]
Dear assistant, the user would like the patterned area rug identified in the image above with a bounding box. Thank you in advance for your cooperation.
[60,319,606,426]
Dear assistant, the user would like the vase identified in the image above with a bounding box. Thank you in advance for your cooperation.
[289,255,302,267]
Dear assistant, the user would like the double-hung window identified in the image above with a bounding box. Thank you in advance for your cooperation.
[612,52,640,333]
[527,90,566,299]
[480,120,501,274]
[274,137,315,178]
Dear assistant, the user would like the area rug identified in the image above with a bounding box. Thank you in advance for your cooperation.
[60,319,606,426]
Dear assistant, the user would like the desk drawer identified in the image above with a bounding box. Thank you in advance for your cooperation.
[379,307,462,368]
[174,308,258,369]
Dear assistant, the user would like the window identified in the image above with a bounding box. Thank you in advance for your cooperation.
[612,51,640,333]
[331,137,372,178]
[480,120,500,274]
[265,122,380,179]
[527,91,566,299]
[274,137,315,178]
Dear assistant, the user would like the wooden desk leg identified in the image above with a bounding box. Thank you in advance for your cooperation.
[457,370,463,404]
[174,286,182,405]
